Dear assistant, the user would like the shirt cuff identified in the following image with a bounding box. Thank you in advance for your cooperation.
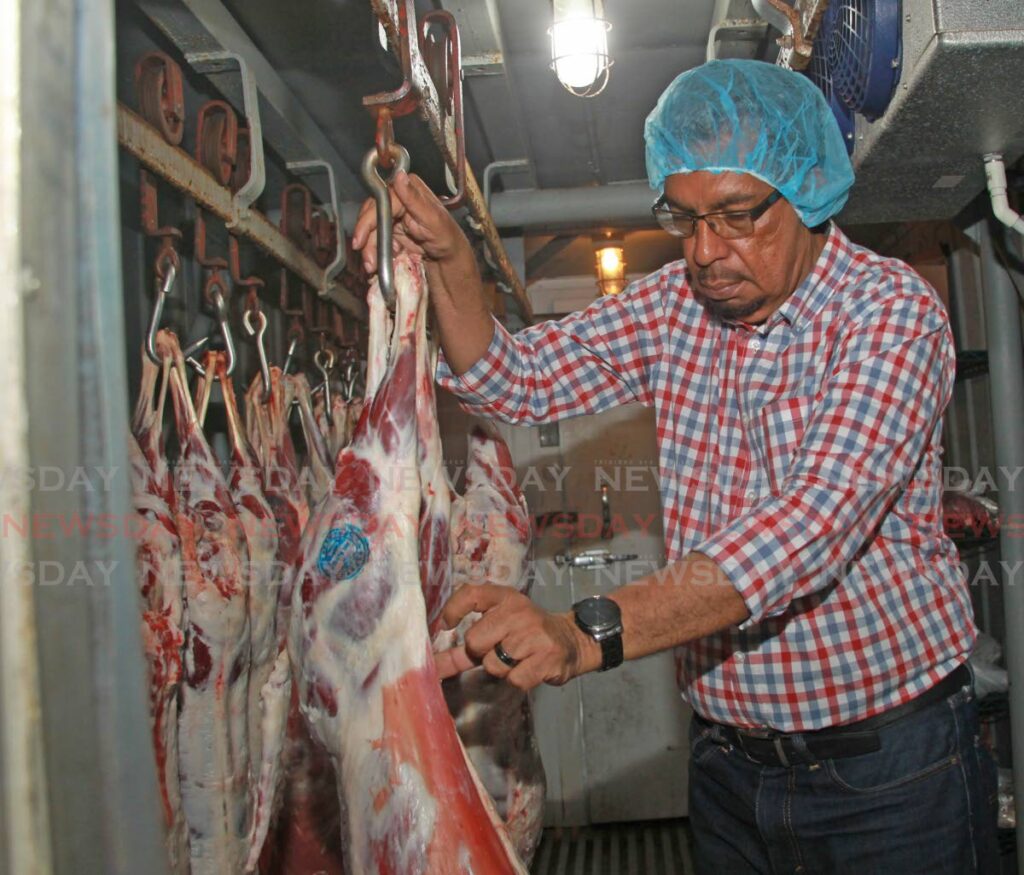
[692,500,795,629]
[435,317,515,406]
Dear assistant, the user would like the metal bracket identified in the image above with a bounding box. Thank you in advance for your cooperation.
[421,10,465,208]
[287,159,347,289]
[187,50,267,223]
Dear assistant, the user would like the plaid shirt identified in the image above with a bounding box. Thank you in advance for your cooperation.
[436,224,975,731]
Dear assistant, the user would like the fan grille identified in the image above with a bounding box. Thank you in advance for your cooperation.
[824,0,902,121]
[804,4,855,155]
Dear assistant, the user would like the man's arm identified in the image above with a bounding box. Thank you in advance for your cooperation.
[353,171,666,424]
[434,553,749,689]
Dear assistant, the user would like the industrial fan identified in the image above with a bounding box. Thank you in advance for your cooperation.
[802,0,902,146]
[822,0,903,121]
[803,4,855,156]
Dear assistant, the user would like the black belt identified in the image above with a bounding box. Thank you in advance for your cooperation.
[699,664,971,767]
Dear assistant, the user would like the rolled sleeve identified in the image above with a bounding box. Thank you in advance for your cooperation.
[695,298,955,625]
[433,267,677,425]
[435,317,515,407]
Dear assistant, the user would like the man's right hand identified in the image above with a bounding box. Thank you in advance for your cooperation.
[352,170,468,272]
[352,170,494,376]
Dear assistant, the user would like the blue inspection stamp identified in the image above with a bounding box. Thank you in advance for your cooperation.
[317,524,370,580]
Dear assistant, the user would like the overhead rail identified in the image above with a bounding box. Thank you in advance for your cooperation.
[369,0,534,322]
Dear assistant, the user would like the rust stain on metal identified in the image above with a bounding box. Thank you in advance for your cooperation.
[775,0,829,71]
[116,104,367,322]
[369,0,533,322]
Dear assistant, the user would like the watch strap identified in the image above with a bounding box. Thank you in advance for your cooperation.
[599,633,624,671]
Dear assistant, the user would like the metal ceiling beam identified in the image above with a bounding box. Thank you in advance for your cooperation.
[134,0,365,203]
[526,234,580,278]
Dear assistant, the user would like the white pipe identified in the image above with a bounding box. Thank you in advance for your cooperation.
[483,158,531,208]
[983,153,1024,235]
[489,179,655,229]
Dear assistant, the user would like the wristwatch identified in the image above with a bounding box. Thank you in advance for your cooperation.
[572,596,624,672]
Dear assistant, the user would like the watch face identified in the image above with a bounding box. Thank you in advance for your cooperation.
[574,596,621,633]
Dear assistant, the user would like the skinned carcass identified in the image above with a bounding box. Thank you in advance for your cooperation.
[443,427,546,865]
[129,350,189,874]
[414,296,452,635]
[194,352,281,791]
[245,366,345,875]
[162,333,251,875]
[290,254,527,874]
[315,389,350,461]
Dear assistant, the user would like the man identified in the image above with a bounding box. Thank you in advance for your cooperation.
[353,59,996,873]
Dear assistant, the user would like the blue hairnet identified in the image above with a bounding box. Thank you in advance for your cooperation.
[644,59,855,227]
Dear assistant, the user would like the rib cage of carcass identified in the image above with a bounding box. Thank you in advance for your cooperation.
[129,252,544,874]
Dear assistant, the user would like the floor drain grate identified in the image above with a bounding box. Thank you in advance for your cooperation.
[530,818,694,875]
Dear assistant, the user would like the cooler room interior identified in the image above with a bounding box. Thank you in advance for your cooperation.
[2,0,1024,873]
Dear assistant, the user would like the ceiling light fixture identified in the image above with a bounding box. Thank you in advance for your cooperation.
[594,238,626,296]
[550,0,612,98]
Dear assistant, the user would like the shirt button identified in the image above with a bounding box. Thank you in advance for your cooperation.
[735,653,746,662]
[750,339,762,351]
[745,489,757,499]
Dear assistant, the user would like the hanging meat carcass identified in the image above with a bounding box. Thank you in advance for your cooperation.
[346,397,364,447]
[194,352,284,800]
[289,254,527,874]
[442,426,546,865]
[245,367,305,625]
[315,388,350,460]
[129,350,189,874]
[245,365,345,875]
[161,332,251,875]
[414,290,453,635]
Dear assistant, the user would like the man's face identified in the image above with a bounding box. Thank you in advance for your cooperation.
[663,170,821,323]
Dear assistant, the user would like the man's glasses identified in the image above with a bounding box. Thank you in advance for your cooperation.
[651,190,782,240]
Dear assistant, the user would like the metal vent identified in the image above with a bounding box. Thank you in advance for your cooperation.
[839,0,1024,223]
[531,819,694,875]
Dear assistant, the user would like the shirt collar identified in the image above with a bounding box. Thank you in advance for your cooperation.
[766,223,851,333]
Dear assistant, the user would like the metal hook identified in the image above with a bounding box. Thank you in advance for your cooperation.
[282,336,300,376]
[186,288,236,378]
[313,348,335,425]
[243,307,271,403]
[340,359,358,403]
[361,143,411,308]
[145,256,178,364]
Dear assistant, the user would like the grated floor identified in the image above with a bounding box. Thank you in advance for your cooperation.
[530,819,695,875]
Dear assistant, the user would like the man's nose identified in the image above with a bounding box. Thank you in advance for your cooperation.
[690,218,729,266]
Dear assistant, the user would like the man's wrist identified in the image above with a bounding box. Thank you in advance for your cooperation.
[562,612,604,675]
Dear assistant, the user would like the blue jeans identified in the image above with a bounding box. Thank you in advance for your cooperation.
[688,679,999,874]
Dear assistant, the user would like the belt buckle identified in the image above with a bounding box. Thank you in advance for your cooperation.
[742,726,776,740]
[739,727,794,767]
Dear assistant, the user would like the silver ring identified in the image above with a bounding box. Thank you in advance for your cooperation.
[494,642,519,668]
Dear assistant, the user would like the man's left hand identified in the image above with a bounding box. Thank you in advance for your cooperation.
[433,584,602,690]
